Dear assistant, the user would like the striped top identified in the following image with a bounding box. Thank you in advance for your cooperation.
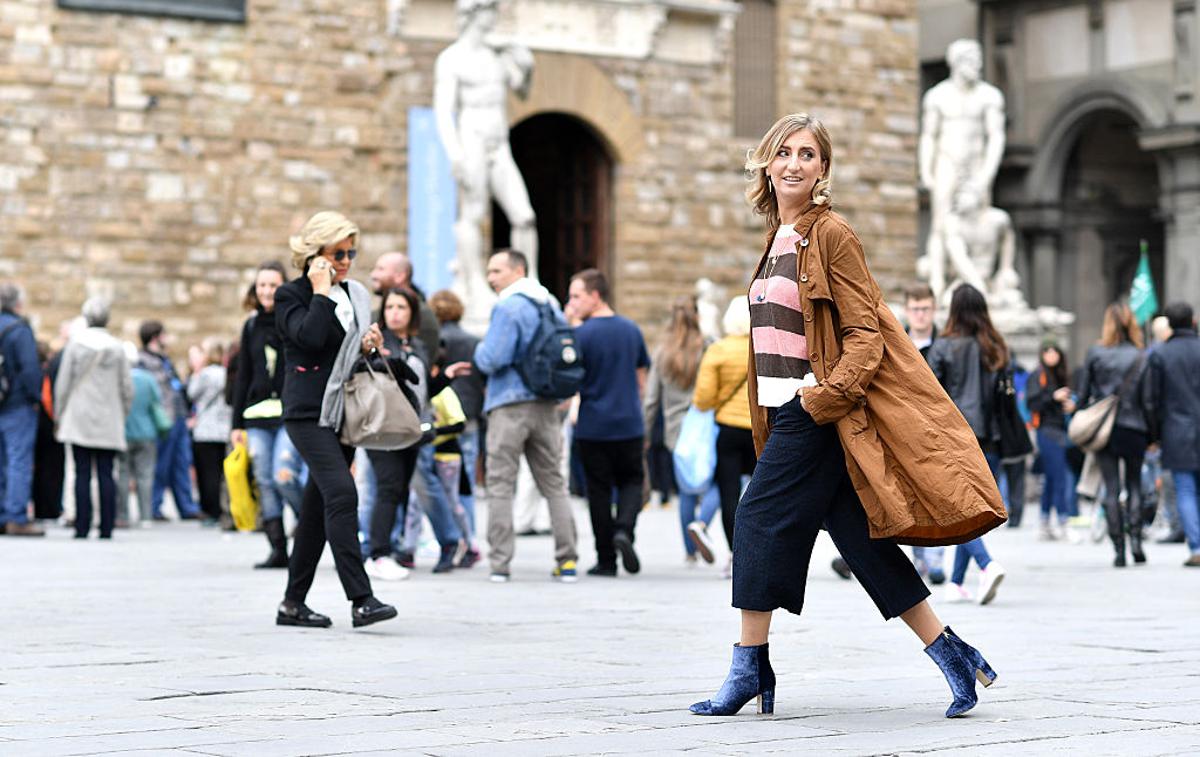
[750,224,812,407]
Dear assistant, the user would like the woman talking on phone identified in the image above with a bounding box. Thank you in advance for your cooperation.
[688,114,1007,719]
[272,211,397,630]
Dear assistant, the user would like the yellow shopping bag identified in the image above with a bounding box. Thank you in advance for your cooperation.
[224,442,259,532]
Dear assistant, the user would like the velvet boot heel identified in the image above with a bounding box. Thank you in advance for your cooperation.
[943,626,997,686]
[925,630,979,717]
[689,643,776,716]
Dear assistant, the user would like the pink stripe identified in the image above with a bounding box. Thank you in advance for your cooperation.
[752,327,808,360]
[748,274,801,311]
[771,231,803,255]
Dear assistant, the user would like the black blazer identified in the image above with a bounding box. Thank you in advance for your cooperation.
[230,308,286,430]
[275,276,348,422]
[1149,329,1200,469]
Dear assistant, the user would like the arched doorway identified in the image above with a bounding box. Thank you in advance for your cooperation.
[1060,109,1163,353]
[492,113,614,303]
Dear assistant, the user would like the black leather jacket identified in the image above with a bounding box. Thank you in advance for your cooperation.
[926,336,999,443]
[1077,342,1154,435]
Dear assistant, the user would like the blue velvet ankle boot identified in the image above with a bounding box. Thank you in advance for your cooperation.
[943,626,997,687]
[689,643,775,716]
[925,630,979,717]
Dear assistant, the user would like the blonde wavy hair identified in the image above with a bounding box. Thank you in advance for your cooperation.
[745,113,834,230]
[288,211,360,271]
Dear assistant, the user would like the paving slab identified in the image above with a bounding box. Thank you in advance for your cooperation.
[2,499,1199,755]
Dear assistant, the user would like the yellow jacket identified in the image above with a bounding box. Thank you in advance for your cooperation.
[693,335,752,429]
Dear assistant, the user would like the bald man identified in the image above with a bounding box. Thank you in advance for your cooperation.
[369,252,441,365]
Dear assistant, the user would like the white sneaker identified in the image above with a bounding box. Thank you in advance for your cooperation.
[365,557,411,582]
[944,582,973,603]
[687,521,716,564]
[1038,521,1058,541]
[977,562,1006,605]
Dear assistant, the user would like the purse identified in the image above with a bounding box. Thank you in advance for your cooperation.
[994,368,1033,461]
[1067,354,1144,452]
[150,401,173,436]
[339,353,423,450]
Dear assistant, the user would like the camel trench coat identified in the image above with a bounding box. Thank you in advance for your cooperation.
[746,202,1006,546]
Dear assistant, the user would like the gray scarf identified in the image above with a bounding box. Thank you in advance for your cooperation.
[319,279,374,432]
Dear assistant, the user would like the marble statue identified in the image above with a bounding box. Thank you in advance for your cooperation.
[918,39,1006,303]
[434,0,539,318]
[941,186,1023,308]
[695,277,724,342]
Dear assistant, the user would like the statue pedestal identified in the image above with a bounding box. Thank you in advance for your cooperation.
[989,302,1075,369]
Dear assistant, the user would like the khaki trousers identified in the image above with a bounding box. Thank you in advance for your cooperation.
[486,400,578,573]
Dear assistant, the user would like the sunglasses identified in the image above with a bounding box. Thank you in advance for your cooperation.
[325,248,357,263]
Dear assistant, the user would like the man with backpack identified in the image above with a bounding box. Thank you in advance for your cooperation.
[568,269,651,576]
[0,283,45,536]
[474,249,580,583]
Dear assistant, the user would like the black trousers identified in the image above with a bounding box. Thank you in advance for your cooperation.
[284,421,371,603]
[716,424,757,550]
[365,446,419,559]
[74,445,116,538]
[1097,426,1149,539]
[732,398,929,618]
[191,441,225,520]
[577,437,644,567]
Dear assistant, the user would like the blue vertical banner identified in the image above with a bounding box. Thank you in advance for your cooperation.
[407,106,457,295]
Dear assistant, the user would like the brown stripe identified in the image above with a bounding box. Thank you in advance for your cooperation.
[753,353,812,377]
[750,302,806,334]
[758,252,798,279]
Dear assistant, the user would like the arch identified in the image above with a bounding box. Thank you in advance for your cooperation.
[508,52,645,164]
[1024,79,1168,204]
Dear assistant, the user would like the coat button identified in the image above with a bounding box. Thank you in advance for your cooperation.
[804,312,812,321]
[800,237,809,247]
[810,353,819,362]
[800,274,809,283]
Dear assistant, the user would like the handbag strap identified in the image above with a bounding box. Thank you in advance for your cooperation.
[717,372,748,412]
[1115,352,1145,401]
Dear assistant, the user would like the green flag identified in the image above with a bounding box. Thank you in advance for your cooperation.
[1129,240,1159,325]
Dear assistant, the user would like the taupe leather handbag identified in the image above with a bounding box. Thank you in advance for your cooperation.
[1067,354,1144,453]
[339,355,422,451]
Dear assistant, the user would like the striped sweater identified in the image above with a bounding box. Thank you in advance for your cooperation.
[750,224,812,407]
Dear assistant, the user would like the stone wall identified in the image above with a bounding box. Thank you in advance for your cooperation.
[0,0,917,355]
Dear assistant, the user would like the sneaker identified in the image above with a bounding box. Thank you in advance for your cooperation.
[489,572,511,583]
[394,550,415,569]
[4,522,45,537]
[684,553,698,568]
[1184,554,1200,567]
[364,557,411,582]
[928,568,946,585]
[1038,522,1058,541]
[944,582,973,603]
[686,521,716,564]
[586,563,617,577]
[456,548,481,569]
[977,562,1006,605]
[721,557,733,580]
[613,531,640,574]
[552,560,578,583]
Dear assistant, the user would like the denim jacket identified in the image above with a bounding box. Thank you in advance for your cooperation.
[474,278,562,413]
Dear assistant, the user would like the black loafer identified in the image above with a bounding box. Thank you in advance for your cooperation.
[613,531,640,574]
[586,563,617,577]
[352,596,398,628]
[276,601,332,628]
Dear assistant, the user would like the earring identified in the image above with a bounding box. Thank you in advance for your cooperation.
[767,180,774,193]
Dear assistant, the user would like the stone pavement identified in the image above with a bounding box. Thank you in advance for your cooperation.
[2,500,1199,756]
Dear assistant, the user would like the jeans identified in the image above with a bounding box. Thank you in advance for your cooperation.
[1037,430,1070,523]
[365,446,419,559]
[74,445,117,538]
[246,426,306,521]
[458,427,480,537]
[679,484,721,556]
[410,442,464,549]
[911,545,945,575]
[284,421,371,603]
[152,417,198,517]
[577,437,644,567]
[950,450,1000,585]
[1172,470,1200,554]
[118,440,157,522]
[0,404,38,525]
